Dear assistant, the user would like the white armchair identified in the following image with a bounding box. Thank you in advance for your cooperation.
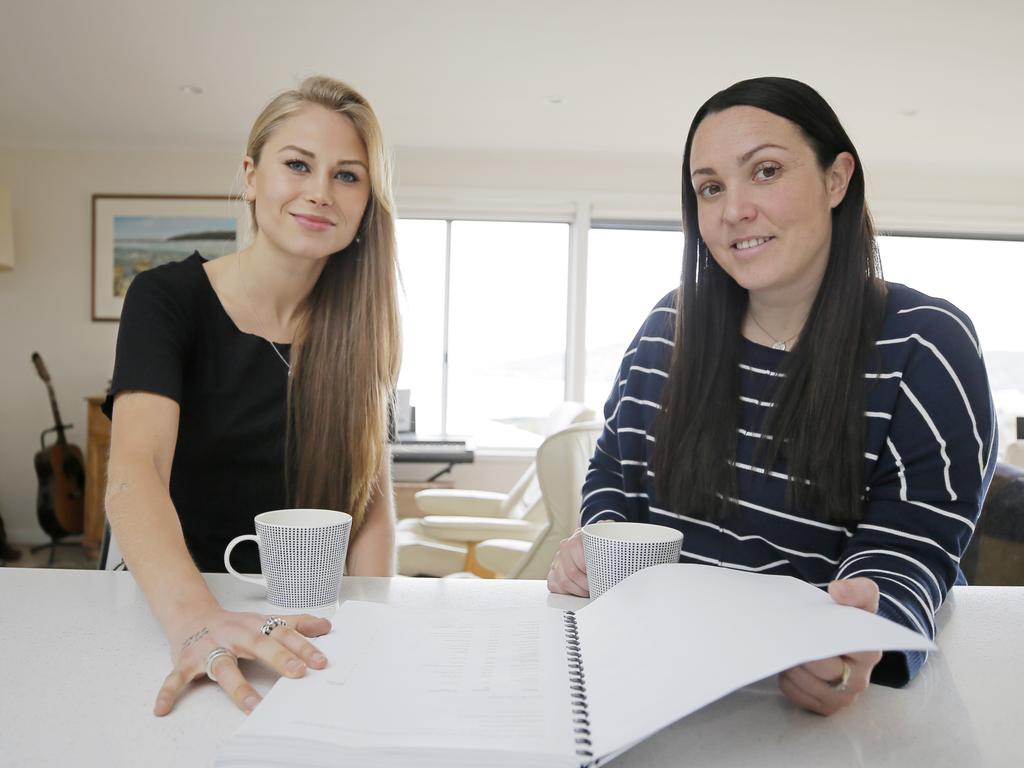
[396,402,596,577]
[474,420,603,578]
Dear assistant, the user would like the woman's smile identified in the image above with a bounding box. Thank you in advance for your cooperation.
[731,236,775,256]
[290,212,335,231]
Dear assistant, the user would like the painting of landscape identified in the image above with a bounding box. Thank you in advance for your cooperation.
[113,215,236,297]
[93,195,244,320]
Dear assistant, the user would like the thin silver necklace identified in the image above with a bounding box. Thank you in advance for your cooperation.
[237,252,292,375]
[747,308,800,352]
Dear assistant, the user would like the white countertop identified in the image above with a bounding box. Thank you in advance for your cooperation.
[0,569,1020,767]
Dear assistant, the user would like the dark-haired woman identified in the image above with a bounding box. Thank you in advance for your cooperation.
[103,77,400,716]
[547,77,995,716]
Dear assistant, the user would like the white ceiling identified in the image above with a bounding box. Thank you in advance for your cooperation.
[1,0,1022,178]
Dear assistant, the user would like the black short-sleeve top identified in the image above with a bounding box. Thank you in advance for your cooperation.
[102,252,290,573]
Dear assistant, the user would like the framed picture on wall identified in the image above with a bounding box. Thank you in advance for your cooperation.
[91,194,247,321]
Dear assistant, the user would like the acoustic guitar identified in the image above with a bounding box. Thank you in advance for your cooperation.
[32,352,85,539]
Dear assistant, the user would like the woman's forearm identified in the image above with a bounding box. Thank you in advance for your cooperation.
[105,456,219,638]
[345,457,397,576]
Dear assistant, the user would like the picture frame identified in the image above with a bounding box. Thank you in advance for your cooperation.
[91,194,248,321]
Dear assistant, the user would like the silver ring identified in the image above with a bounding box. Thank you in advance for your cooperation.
[205,647,237,683]
[827,660,852,692]
[259,616,288,636]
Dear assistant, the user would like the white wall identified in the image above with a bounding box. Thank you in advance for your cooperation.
[2,144,1022,543]
[0,148,236,541]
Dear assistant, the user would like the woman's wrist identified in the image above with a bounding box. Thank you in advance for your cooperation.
[150,577,223,642]
[162,604,225,661]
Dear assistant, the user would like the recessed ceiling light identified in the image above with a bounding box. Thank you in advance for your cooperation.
[179,84,204,96]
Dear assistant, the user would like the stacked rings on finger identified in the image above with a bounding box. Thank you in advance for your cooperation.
[205,647,237,683]
[259,616,288,636]
[827,660,852,692]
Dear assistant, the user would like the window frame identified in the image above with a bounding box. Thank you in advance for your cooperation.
[397,203,578,441]
[397,184,1024,449]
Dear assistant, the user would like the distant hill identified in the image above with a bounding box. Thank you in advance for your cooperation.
[167,230,236,241]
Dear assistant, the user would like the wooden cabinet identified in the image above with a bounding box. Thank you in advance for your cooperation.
[83,396,110,560]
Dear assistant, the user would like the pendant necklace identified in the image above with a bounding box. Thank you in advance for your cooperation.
[237,252,292,375]
[747,309,800,352]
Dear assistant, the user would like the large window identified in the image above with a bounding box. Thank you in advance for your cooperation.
[394,219,447,435]
[396,219,569,446]
[879,234,1024,455]
[584,226,683,413]
[396,214,1023,454]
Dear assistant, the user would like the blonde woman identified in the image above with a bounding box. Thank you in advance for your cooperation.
[103,77,400,715]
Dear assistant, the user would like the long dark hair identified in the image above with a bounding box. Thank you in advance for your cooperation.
[653,77,885,524]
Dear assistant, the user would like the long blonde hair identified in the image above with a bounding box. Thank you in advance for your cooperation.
[246,76,400,537]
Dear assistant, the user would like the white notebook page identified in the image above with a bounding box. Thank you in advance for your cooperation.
[235,602,577,760]
[576,564,936,757]
[226,565,936,766]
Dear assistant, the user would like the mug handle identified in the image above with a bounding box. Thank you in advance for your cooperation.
[224,534,265,585]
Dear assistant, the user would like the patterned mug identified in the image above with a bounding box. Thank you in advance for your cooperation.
[582,521,682,598]
[224,508,351,608]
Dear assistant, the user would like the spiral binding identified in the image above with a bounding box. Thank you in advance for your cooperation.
[564,611,593,760]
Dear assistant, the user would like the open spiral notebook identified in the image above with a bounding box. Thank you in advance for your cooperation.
[217,564,934,767]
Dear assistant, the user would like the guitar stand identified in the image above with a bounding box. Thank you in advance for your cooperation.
[30,537,84,566]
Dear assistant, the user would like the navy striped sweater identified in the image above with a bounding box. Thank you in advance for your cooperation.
[583,282,996,685]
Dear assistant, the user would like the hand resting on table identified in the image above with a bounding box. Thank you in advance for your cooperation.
[154,608,331,717]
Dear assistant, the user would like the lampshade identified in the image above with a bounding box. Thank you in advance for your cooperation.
[0,187,13,271]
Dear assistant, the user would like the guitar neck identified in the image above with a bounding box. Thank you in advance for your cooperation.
[46,382,67,444]
[32,353,70,444]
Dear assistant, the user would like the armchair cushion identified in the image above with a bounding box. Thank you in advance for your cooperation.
[475,538,533,576]
[414,489,507,517]
[395,527,468,577]
[417,516,544,543]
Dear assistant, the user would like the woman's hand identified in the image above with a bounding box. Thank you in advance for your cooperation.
[777,577,883,716]
[153,608,331,716]
[547,529,590,597]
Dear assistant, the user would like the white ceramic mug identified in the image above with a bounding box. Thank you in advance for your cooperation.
[582,521,683,598]
[224,508,352,608]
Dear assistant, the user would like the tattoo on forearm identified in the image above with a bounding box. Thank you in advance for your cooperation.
[181,627,209,649]
[104,479,132,505]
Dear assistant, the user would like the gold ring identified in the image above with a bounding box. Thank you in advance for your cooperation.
[827,660,851,692]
